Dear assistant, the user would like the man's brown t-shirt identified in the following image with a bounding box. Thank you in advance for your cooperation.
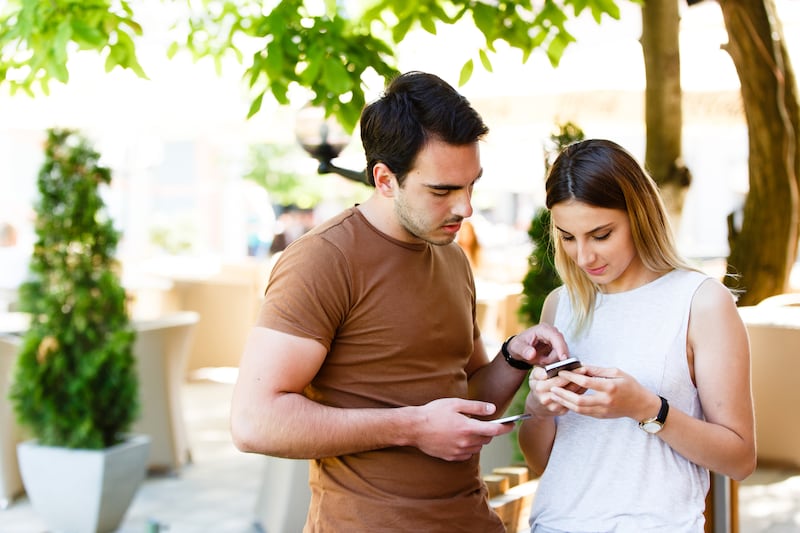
[257,207,504,532]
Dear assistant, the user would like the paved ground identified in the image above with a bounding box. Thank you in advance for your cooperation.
[2,379,799,532]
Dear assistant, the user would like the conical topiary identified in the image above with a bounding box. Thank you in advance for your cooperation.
[507,122,584,462]
[10,128,138,449]
[518,207,560,327]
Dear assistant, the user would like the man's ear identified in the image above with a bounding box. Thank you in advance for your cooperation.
[373,163,396,197]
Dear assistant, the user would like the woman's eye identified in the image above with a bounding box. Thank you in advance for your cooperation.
[594,232,611,241]
[560,234,574,242]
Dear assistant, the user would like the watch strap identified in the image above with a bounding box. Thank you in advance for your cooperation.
[654,395,669,424]
[501,335,533,370]
[638,396,669,433]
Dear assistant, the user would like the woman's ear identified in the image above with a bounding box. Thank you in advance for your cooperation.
[373,163,396,197]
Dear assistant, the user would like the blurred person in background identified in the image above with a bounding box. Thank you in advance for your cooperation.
[268,205,316,255]
[0,221,30,311]
[457,219,482,273]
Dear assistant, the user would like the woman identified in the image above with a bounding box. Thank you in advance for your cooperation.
[519,139,756,532]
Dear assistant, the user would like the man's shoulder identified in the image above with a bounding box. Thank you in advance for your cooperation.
[306,207,362,241]
[277,207,361,264]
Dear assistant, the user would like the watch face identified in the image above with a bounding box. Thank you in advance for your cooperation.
[641,421,663,434]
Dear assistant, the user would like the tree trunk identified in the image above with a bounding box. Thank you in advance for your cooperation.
[641,1,692,226]
[718,0,800,305]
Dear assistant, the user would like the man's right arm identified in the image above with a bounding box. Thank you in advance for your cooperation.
[230,327,513,460]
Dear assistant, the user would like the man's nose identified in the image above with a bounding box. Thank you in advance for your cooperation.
[453,191,473,219]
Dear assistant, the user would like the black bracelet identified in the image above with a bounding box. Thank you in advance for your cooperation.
[501,335,533,370]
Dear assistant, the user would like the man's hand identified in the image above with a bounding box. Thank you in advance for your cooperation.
[508,323,569,368]
[409,398,515,462]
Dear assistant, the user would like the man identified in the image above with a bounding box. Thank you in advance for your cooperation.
[231,71,568,531]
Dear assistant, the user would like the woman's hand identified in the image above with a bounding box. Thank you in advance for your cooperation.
[526,365,589,418]
[547,365,659,422]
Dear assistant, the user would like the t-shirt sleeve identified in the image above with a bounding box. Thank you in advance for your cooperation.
[255,235,350,352]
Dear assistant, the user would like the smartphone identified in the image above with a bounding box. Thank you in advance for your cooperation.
[543,357,582,378]
[492,413,533,424]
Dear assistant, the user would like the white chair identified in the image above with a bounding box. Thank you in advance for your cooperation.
[756,292,800,307]
[254,457,311,532]
[738,304,800,468]
[170,279,262,377]
[132,311,200,474]
[0,335,23,508]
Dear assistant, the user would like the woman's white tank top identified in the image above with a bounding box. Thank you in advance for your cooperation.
[529,269,710,533]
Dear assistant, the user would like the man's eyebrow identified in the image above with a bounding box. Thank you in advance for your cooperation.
[423,170,483,191]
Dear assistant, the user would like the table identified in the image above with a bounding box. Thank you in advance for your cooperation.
[0,312,29,335]
[0,335,23,507]
[0,311,200,482]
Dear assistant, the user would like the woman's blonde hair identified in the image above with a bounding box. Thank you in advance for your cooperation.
[545,139,696,335]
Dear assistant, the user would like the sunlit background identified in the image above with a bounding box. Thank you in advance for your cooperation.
[2,2,800,531]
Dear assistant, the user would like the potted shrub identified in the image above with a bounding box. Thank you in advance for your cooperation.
[519,121,585,325]
[9,128,149,533]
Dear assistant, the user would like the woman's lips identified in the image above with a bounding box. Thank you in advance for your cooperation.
[585,266,607,276]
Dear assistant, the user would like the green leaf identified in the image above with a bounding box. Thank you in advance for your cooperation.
[471,3,495,39]
[119,16,144,37]
[70,19,105,49]
[52,20,72,66]
[104,51,116,73]
[114,30,147,78]
[546,30,576,67]
[419,13,437,35]
[269,79,290,105]
[592,0,622,21]
[299,55,323,85]
[478,49,492,72]
[321,59,352,95]
[392,16,413,43]
[263,40,286,80]
[458,59,474,87]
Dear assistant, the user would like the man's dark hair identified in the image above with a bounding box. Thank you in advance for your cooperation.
[359,71,489,186]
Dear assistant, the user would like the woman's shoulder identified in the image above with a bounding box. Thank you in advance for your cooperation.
[693,275,737,304]
[659,268,717,296]
[541,286,566,324]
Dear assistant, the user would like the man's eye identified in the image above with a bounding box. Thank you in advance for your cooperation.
[432,190,449,197]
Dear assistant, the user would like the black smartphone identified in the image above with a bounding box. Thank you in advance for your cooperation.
[543,357,582,378]
[492,413,533,424]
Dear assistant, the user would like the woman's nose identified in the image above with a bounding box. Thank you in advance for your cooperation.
[576,241,595,267]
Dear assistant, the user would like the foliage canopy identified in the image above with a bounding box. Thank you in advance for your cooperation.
[0,0,622,130]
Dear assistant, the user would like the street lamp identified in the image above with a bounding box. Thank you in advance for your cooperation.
[295,105,368,185]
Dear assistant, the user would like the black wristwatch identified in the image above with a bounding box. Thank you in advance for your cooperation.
[639,396,669,434]
[501,335,533,371]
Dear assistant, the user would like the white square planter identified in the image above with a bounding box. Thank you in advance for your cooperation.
[17,434,150,533]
